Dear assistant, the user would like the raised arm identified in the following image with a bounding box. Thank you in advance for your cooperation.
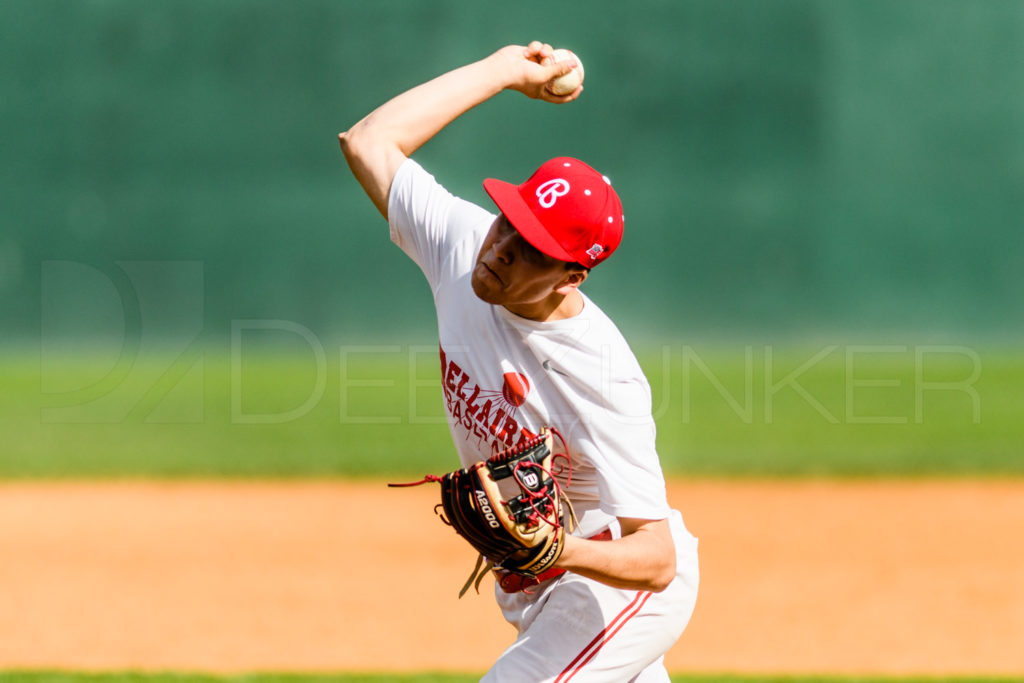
[338,42,582,218]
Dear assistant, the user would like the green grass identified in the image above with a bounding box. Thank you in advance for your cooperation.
[2,344,1021,478]
[0,673,1019,683]
[648,344,1023,476]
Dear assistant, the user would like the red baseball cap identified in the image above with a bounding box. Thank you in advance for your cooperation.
[483,157,624,268]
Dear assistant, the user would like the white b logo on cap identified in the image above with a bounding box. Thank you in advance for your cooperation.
[536,179,570,208]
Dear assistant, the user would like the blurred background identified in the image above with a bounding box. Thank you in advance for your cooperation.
[1,0,1021,478]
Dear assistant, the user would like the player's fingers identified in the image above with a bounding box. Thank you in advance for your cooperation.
[537,50,574,68]
[524,40,545,59]
[524,40,558,65]
[554,52,578,69]
[535,54,575,79]
[542,84,583,104]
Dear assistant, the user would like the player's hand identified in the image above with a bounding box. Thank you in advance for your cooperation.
[492,42,583,103]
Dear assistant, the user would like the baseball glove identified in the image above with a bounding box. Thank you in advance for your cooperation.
[390,426,576,597]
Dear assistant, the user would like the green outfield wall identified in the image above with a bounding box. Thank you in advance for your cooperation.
[2,0,1023,345]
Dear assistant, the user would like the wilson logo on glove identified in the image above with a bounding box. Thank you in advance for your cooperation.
[389,426,577,598]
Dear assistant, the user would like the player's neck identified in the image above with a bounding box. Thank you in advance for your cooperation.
[503,290,584,322]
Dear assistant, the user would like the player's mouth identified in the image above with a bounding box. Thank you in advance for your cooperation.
[480,262,504,286]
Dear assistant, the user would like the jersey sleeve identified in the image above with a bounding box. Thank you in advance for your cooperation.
[387,158,495,291]
[586,376,671,521]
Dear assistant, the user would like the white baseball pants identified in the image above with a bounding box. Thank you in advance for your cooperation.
[483,510,699,682]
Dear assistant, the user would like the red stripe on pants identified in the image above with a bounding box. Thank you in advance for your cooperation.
[554,591,653,682]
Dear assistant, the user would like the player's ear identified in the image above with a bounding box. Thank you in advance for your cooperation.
[554,267,588,294]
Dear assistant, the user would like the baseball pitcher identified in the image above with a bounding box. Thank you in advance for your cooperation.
[339,41,699,682]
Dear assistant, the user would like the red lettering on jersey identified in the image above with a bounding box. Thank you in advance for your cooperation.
[463,384,481,416]
[455,372,471,401]
[495,415,518,444]
[475,399,493,426]
[490,407,506,435]
[439,342,541,453]
[445,361,462,393]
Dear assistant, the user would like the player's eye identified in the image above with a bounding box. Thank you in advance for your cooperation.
[497,215,515,236]
[521,240,546,265]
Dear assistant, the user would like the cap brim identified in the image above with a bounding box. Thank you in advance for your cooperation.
[483,178,575,262]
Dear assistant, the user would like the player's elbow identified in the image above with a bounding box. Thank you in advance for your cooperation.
[338,122,402,219]
[620,517,677,592]
[337,126,365,165]
[645,553,676,593]
[639,531,677,593]
[338,115,383,164]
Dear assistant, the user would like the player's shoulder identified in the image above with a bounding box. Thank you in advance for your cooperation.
[389,157,495,268]
[391,158,492,220]
[579,295,636,350]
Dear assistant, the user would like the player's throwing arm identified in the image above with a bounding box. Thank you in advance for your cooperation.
[339,42,583,219]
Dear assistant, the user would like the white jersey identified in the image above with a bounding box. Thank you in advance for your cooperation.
[388,159,670,537]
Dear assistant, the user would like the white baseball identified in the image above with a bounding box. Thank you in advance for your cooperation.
[544,48,584,96]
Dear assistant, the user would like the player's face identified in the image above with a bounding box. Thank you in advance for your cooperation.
[471,214,584,316]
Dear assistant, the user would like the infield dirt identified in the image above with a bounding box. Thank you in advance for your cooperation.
[1,480,1022,676]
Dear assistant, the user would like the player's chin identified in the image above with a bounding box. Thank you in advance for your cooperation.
[471,266,504,304]
[471,278,501,305]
